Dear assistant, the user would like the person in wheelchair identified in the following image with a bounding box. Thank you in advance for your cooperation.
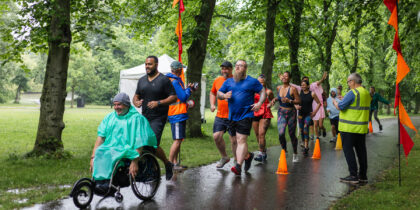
[90,92,158,194]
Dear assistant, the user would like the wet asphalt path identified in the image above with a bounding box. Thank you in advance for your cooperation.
[27,118,419,210]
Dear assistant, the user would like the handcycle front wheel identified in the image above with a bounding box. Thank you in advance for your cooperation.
[72,181,94,209]
[130,152,161,200]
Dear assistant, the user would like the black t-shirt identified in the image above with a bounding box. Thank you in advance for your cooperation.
[299,90,313,117]
[135,73,176,118]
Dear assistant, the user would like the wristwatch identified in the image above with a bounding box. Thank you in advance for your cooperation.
[157,101,161,106]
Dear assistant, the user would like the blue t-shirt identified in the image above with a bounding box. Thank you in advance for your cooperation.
[219,76,263,121]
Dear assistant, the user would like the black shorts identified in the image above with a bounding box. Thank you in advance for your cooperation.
[330,117,339,125]
[330,117,339,130]
[145,115,167,146]
[229,118,253,136]
[213,117,233,135]
[252,116,262,122]
[252,116,271,122]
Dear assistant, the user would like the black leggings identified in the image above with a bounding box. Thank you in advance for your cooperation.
[369,110,381,126]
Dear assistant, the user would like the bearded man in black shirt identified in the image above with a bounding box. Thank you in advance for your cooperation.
[133,55,177,180]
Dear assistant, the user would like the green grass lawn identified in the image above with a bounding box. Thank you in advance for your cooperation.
[0,104,304,209]
[331,135,420,210]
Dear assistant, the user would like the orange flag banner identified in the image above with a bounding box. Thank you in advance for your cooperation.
[388,7,398,32]
[175,17,182,38]
[396,53,410,84]
[172,0,180,8]
[399,99,417,132]
[173,0,185,62]
[384,0,417,158]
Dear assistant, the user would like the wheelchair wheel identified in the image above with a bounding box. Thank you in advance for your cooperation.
[130,152,161,200]
[72,181,94,209]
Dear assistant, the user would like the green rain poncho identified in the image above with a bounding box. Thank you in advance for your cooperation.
[93,106,157,180]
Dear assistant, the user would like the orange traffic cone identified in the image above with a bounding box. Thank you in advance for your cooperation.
[312,138,321,159]
[276,149,288,175]
[369,121,373,133]
[335,133,342,150]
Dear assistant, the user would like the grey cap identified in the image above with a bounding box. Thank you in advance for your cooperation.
[113,92,131,107]
[170,61,186,69]
[220,61,233,68]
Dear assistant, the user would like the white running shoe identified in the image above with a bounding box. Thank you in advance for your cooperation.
[293,154,299,162]
[216,157,230,168]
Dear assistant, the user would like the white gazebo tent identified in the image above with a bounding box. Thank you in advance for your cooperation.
[119,54,206,121]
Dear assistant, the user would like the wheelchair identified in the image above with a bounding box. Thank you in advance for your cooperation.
[70,151,161,209]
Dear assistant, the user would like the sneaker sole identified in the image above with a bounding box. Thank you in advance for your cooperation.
[216,162,229,168]
[216,159,229,168]
[340,179,359,184]
[174,167,187,171]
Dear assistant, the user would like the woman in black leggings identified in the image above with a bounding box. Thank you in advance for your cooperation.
[298,80,321,156]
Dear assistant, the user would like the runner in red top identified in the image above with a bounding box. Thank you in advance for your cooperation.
[252,75,274,162]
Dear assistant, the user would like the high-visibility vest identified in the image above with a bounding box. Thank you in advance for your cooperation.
[168,78,187,117]
[338,86,371,134]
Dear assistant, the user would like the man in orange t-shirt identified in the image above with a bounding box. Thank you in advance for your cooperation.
[210,61,236,168]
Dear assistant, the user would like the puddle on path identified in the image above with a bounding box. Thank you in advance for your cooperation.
[6,185,72,195]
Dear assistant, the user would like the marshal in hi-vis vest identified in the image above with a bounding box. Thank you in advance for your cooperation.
[338,86,371,134]
[168,78,187,117]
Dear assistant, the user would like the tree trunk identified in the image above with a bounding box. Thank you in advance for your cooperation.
[414,94,420,114]
[407,100,412,113]
[70,85,74,108]
[322,19,338,95]
[350,9,361,73]
[14,86,21,104]
[186,0,216,137]
[288,40,300,85]
[30,0,71,156]
[287,0,304,85]
[261,0,278,89]
[366,54,374,85]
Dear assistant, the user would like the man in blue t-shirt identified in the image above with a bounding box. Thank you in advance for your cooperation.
[218,59,266,175]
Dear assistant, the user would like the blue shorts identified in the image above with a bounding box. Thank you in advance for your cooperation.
[213,117,233,136]
[170,120,186,140]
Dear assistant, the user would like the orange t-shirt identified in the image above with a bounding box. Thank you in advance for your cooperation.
[211,76,230,118]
